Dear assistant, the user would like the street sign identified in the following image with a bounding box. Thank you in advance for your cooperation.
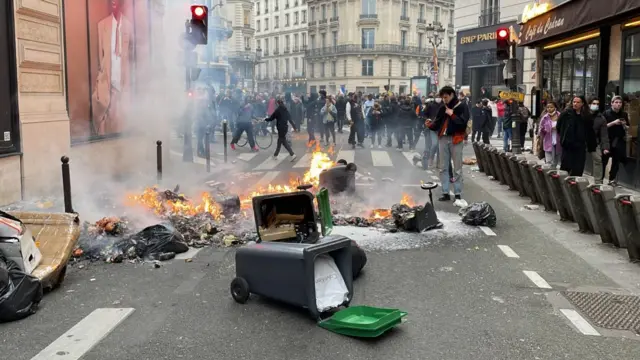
[499,91,525,102]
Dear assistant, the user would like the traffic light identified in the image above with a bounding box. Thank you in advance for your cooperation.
[496,28,510,61]
[189,5,208,45]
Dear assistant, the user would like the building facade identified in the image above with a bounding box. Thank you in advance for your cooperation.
[518,0,640,188]
[226,0,259,89]
[453,0,535,103]
[305,0,456,96]
[0,0,181,206]
[254,0,308,93]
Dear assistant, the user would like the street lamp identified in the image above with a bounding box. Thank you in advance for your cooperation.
[425,22,445,89]
[251,47,262,93]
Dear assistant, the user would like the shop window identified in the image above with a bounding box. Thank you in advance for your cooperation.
[622,29,640,159]
[542,41,599,110]
[0,1,19,155]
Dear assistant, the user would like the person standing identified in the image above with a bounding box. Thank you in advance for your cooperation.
[602,96,629,186]
[384,96,399,148]
[397,97,417,150]
[488,98,499,137]
[557,96,597,176]
[518,102,531,150]
[496,99,505,138]
[230,98,258,151]
[346,93,365,149]
[304,93,318,144]
[363,94,375,138]
[266,97,298,161]
[289,96,304,132]
[426,86,469,201]
[367,102,384,148]
[471,101,485,142]
[335,94,347,133]
[589,98,610,184]
[422,95,442,169]
[320,96,338,145]
[538,102,562,168]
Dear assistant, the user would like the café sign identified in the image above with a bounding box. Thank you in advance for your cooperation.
[523,15,566,42]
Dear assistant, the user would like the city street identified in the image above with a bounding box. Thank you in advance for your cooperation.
[2,130,640,360]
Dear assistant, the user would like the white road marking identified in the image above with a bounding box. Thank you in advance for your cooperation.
[523,270,552,289]
[175,247,204,260]
[237,153,258,162]
[336,150,355,164]
[30,308,135,360]
[254,171,280,187]
[479,226,496,236]
[560,309,601,336]
[401,151,421,165]
[293,153,313,168]
[497,245,519,258]
[254,155,287,170]
[371,150,393,167]
[355,183,375,187]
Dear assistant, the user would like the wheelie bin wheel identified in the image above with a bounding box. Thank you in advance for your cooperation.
[230,277,250,304]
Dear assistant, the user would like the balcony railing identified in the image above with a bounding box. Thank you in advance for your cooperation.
[330,16,339,22]
[294,1,298,5]
[244,24,251,28]
[309,20,317,25]
[275,6,279,11]
[478,9,500,27]
[319,19,328,24]
[417,18,426,24]
[284,46,290,53]
[285,3,289,8]
[400,16,409,21]
[306,44,441,58]
[273,49,280,55]
[359,14,377,19]
[293,46,299,52]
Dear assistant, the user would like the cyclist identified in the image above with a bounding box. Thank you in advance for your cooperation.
[266,97,298,161]
[230,97,258,151]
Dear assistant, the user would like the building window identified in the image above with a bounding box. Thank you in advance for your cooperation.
[321,4,326,19]
[434,6,440,23]
[321,33,326,48]
[321,62,326,77]
[302,10,307,22]
[388,59,392,76]
[285,34,290,51]
[361,0,376,15]
[400,31,407,48]
[331,61,337,76]
[418,62,424,76]
[264,38,269,53]
[419,4,424,20]
[294,57,299,70]
[302,33,307,47]
[265,0,269,13]
[245,37,251,50]
[274,37,279,52]
[295,12,299,24]
[285,58,290,77]
[310,7,315,21]
[362,28,375,49]
[294,33,299,49]
[257,20,261,31]
[244,10,250,25]
[332,2,338,18]
[265,18,269,30]
[418,33,424,50]
[310,35,315,49]
[449,9,455,26]
[275,16,280,28]
[275,59,280,77]
[541,42,598,110]
[622,29,640,159]
[480,0,500,27]
[285,14,290,26]
[344,59,347,76]
[362,60,374,76]
[401,61,407,76]
[401,1,408,17]
[448,36,454,52]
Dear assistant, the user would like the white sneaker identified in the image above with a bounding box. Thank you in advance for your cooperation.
[290,154,297,162]
[377,144,382,149]
[272,156,278,160]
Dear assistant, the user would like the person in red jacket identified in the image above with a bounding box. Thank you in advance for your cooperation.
[496,99,506,138]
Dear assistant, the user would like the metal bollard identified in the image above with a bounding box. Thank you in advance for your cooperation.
[587,184,626,248]
[222,119,228,163]
[61,156,74,213]
[481,144,494,177]
[614,195,640,261]
[472,142,484,173]
[508,155,526,196]
[526,161,543,204]
[499,152,516,190]
[546,170,573,221]
[534,164,555,212]
[518,159,538,202]
[565,177,598,233]
[156,140,162,182]
[490,148,505,183]
[205,128,211,173]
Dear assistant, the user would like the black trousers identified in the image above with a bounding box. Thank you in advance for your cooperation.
[348,121,365,145]
[602,145,625,181]
[274,132,294,157]
[473,130,490,144]
[307,117,316,141]
[324,121,336,143]
[231,122,255,148]
[386,123,396,146]
[397,126,414,148]
[337,114,345,132]
[560,148,586,176]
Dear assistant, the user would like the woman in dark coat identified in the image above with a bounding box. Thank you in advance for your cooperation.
[556,96,597,176]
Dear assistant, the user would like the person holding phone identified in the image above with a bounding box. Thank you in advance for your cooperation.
[602,96,629,186]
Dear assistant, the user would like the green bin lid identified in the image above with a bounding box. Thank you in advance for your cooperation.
[318,305,407,338]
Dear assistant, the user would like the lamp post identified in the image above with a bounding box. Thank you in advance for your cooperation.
[426,22,445,91]
[251,48,262,93]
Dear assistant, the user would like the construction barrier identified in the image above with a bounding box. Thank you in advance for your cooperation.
[587,184,626,248]
[614,194,640,262]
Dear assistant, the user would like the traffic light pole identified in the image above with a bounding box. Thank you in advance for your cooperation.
[509,42,522,155]
[183,21,194,162]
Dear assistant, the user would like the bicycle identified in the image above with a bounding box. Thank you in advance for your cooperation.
[236,117,273,149]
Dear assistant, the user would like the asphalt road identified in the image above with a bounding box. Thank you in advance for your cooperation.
[3,129,640,360]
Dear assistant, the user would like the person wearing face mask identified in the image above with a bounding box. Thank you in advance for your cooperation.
[556,96,597,176]
[538,102,562,168]
[421,95,443,169]
[588,98,610,184]
[602,96,629,186]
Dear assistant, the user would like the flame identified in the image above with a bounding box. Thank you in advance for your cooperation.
[127,187,222,219]
[370,209,392,219]
[400,193,416,207]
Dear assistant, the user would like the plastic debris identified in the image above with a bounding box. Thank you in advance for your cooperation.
[458,202,497,227]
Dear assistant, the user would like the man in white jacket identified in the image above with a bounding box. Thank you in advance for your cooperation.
[488,98,498,137]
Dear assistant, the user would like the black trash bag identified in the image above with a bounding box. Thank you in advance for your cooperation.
[459,202,497,227]
[0,253,43,323]
[130,224,189,259]
[350,240,367,279]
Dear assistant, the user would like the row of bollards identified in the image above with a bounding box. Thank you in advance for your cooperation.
[472,142,640,263]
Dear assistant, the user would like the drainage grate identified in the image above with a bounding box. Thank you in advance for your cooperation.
[562,291,640,333]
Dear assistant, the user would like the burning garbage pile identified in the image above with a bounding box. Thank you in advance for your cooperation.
[332,194,443,232]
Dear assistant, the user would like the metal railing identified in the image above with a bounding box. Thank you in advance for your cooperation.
[284,46,290,53]
[359,14,378,19]
[309,20,317,25]
[478,9,500,27]
[330,16,339,22]
[319,19,328,24]
[305,44,447,58]
[417,18,426,24]
[400,16,410,21]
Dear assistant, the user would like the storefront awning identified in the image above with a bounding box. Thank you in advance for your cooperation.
[519,0,640,46]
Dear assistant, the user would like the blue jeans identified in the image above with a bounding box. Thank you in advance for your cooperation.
[439,136,463,196]
[503,128,512,152]
[497,117,504,136]
[423,129,439,169]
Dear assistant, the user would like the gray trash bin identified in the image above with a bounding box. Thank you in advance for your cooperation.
[565,177,598,234]
[500,152,516,190]
[509,155,526,197]
[587,184,626,248]
[472,142,484,173]
[614,194,640,261]
[231,236,353,320]
[520,160,539,203]
[534,164,556,212]
[546,170,573,221]
[252,191,320,243]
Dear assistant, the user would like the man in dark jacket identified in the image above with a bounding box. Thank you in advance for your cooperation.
[557,96,597,176]
[346,93,365,148]
[397,98,418,150]
[266,97,298,160]
[335,95,347,133]
[230,98,257,151]
[589,98,610,184]
[427,86,470,201]
[602,95,629,185]
[305,93,319,143]
[289,96,304,132]
[382,95,398,147]
[470,101,488,143]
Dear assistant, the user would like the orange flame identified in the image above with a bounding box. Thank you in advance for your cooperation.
[127,187,222,218]
[400,193,416,207]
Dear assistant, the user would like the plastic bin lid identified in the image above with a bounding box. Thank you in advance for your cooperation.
[318,305,407,338]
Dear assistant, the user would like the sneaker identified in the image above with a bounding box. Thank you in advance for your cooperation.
[377,144,382,149]
[351,144,356,149]
[230,143,236,151]
[272,156,278,160]
[357,143,365,148]
[438,194,451,201]
[454,194,462,200]
[252,146,259,152]
[608,180,618,187]
[290,154,297,162]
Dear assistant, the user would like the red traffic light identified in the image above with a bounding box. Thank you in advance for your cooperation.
[497,28,509,39]
[191,5,207,19]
